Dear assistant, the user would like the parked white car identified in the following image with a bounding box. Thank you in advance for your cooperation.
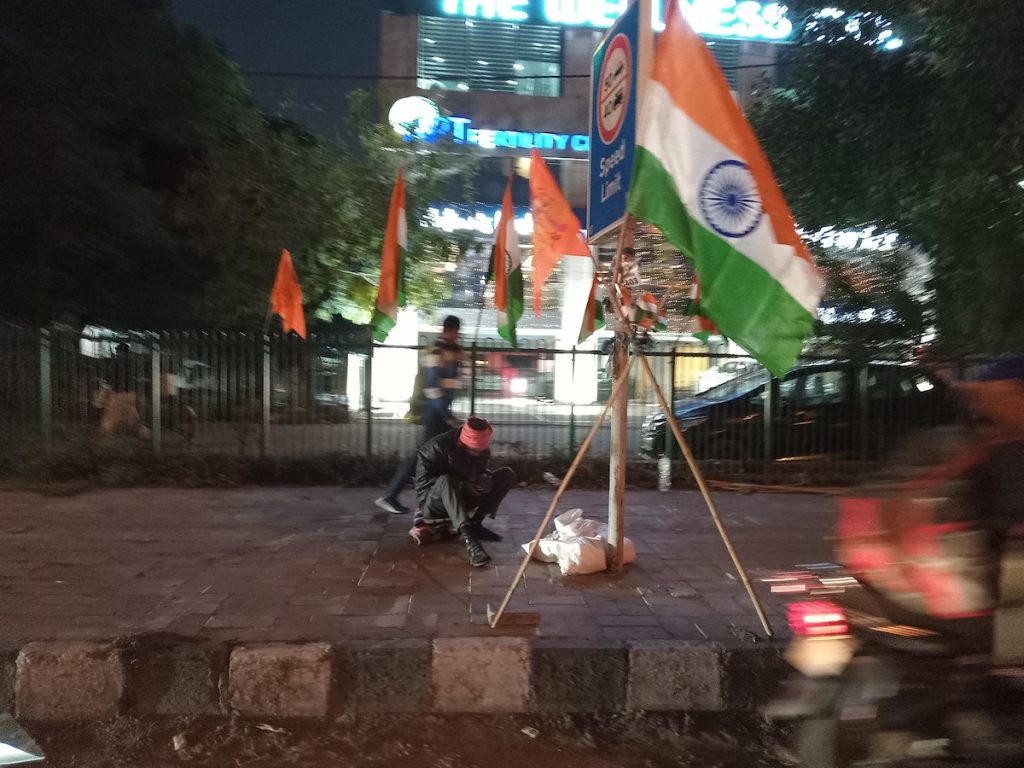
[696,360,757,393]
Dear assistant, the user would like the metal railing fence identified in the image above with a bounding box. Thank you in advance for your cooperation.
[0,322,963,481]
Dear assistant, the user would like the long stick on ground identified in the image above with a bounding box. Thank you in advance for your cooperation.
[637,353,774,638]
[489,353,637,629]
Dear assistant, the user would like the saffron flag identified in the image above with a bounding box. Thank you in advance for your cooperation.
[270,249,306,338]
[626,0,823,376]
[529,149,591,316]
[488,177,524,346]
[371,169,408,343]
[578,272,605,343]
[684,276,719,343]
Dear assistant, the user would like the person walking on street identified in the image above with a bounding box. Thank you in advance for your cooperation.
[414,417,515,567]
[376,315,465,515]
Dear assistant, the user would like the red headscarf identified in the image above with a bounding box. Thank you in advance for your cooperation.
[459,417,493,450]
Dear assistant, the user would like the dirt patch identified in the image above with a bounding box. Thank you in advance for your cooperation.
[29,713,789,768]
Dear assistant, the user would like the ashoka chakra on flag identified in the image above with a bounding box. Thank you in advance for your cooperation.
[698,160,764,239]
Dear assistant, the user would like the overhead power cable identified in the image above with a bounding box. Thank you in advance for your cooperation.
[240,61,790,81]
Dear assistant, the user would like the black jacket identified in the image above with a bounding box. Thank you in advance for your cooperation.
[415,428,489,506]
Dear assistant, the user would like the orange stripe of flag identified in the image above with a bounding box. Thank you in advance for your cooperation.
[377,168,406,309]
[493,177,514,312]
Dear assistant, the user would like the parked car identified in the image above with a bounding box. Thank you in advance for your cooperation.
[695,359,756,393]
[313,392,350,423]
[640,361,957,461]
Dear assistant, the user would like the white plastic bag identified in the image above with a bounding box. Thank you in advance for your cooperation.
[553,508,602,538]
[523,535,608,575]
[522,509,637,574]
[555,536,607,575]
[526,537,560,563]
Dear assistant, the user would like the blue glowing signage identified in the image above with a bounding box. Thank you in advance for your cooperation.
[388,96,590,153]
[439,1,794,42]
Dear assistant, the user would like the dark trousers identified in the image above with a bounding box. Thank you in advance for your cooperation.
[383,418,450,501]
[421,467,515,530]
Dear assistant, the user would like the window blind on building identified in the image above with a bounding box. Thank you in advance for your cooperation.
[707,39,741,90]
[418,16,562,97]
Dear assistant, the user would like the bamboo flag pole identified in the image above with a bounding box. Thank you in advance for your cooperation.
[636,353,774,637]
[488,352,636,629]
[604,215,636,572]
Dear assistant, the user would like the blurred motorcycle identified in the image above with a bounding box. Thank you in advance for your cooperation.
[766,481,1024,766]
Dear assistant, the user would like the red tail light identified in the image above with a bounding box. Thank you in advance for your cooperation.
[787,601,849,636]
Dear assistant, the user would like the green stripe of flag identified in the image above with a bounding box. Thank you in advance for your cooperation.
[370,310,397,343]
[498,267,524,346]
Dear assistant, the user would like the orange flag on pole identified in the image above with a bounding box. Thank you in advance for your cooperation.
[270,249,307,338]
[371,168,408,343]
[529,149,591,316]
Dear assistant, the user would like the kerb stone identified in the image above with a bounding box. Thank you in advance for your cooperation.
[340,639,432,714]
[16,642,124,721]
[228,644,332,718]
[721,643,788,711]
[530,640,628,713]
[432,637,529,713]
[627,642,724,711]
[122,642,225,716]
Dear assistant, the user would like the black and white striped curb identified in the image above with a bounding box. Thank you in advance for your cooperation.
[0,638,789,721]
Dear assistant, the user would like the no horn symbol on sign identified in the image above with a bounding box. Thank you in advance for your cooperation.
[598,32,632,145]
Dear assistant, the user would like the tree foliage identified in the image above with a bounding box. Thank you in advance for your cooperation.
[0,0,476,329]
[751,0,1024,355]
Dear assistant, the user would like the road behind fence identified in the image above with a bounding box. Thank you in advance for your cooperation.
[0,322,961,483]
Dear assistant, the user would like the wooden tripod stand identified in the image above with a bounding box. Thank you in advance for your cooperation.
[488,216,774,638]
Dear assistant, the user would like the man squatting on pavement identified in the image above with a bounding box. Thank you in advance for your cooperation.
[414,417,515,567]
[375,315,464,515]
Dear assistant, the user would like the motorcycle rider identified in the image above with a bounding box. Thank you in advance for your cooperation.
[952,357,1024,663]
[776,356,1024,767]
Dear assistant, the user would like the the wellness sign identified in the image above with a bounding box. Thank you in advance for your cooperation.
[588,0,642,241]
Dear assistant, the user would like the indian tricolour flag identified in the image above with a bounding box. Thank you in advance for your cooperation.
[684,275,719,343]
[371,169,407,343]
[626,0,824,376]
[578,272,605,343]
[625,289,667,332]
[488,177,524,346]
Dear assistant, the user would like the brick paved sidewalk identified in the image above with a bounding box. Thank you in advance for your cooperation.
[0,486,836,648]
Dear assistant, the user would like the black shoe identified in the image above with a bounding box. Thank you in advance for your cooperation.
[462,530,491,567]
[375,496,410,515]
[470,522,503,542]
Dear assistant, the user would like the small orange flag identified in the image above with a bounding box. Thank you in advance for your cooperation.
[529,149,591,316]
[270,249,306,338]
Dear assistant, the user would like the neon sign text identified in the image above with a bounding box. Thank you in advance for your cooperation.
[389,96,590,153]
[428,205,535,236]
[439,1,794,42]
[802,225,898,252]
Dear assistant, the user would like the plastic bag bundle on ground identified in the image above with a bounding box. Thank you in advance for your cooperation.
[523,509,636,575]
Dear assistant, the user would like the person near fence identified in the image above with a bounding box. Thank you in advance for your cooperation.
[375,315,465,515]
[99,342,150,437]
[412,417,515,567]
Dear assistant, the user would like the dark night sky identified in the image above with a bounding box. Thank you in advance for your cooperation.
[170,0,384,138]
